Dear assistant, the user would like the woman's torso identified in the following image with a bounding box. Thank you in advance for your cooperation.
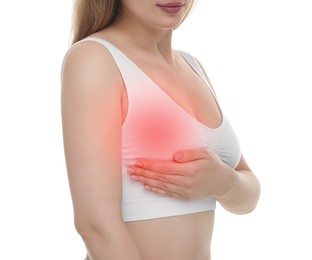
[118,44,219,259]
[118,45,218,259]
[82,30,240,259]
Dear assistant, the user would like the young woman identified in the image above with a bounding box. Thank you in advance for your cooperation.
[61,1,261,259]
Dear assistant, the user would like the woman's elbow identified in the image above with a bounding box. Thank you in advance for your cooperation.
[230,187,261,215]
[74,214,122,242]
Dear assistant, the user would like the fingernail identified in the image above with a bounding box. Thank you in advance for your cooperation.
[144,185,151,190]
[127,160,136,166]
[131,175,139,181]
[128,167,136,174]
[174,152,183,161]
[135,161,143,167]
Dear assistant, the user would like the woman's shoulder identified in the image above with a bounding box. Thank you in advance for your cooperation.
[64,37,113,65]
[61,35,124,96]
[63,27,123,67]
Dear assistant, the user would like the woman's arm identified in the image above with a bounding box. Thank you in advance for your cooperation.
[61,42,140,259]
[127,149,260,214]
[171,150,261,215]
[216,154,261,214]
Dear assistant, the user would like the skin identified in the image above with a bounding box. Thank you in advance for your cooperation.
[61,0,260,259]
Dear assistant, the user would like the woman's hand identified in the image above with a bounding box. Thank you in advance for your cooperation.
[127,148,238,200]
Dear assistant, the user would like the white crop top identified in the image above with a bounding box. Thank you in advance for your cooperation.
[79,37,241,222]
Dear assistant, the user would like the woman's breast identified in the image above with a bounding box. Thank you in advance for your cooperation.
[125,211,214,260]
[122,96,206,160]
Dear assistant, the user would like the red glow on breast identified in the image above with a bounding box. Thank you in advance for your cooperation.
[129,103,192,155]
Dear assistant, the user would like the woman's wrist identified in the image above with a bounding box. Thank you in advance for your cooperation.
[214,162,241,201]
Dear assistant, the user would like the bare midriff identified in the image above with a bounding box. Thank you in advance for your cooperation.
[125,210,214,260]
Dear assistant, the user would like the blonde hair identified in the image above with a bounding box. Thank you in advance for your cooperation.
[71,0,120,44]
[71,0,196,45]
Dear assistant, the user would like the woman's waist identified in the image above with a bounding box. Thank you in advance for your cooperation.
[125,211,214,260]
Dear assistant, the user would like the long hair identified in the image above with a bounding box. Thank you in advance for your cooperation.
[71,0,120,44]
[71,0,196,45]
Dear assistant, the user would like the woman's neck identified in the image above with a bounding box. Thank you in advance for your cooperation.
[109,17,175,64]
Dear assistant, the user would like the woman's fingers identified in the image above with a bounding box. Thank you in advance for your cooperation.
[128,166,181,184]
[173,148,211,163]
[129,172,183,198]
[131,159,186,175]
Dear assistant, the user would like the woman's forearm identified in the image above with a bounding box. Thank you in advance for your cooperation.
[217,169,261,214]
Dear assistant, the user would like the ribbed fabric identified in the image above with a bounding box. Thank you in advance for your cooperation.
[78,37,241,222]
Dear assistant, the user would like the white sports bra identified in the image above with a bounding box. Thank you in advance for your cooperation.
[79,37,241,222]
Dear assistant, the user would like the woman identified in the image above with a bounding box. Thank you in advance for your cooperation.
[61,0,261,259]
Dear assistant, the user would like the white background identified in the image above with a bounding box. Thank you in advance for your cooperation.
[0,0,311,259]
